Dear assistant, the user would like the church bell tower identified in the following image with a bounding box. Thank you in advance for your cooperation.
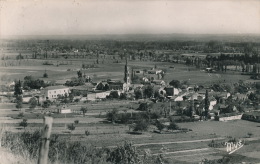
[124,54,130,84]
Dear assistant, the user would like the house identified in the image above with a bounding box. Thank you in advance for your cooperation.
[174,95,185,101]
[142,77,149,82]
[42,85,70,100]
[187,93,204,101]
[107,81,124,90]
[209,97,217,110]
[233,93,247,101]
[57,105,72,113]
[87,91,111,101]
[151,80,166,86]
[164,87,180,97]
[147,69,163,75]
[132,69,144,76]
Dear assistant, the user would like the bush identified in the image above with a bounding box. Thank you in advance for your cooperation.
[155,120,165,132]
[1,130,168,164]
[109,91,119,99]
[67,124,76,131]
[43,72,48,78]
[168,122,179,131]
[107,141,140,164]
[106,108,118,123]
[85,130,90,136]
[18,112,24,118]
[133,119,149,132]
[74,120,79,124]
[137,103,148,111]
[19,119,28,129]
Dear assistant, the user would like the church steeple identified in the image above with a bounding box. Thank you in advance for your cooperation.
[124,53,130,84]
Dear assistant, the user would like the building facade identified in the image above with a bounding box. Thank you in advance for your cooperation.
[42,86,70,100]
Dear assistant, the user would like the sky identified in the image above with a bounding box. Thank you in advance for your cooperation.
[0,0,260,37]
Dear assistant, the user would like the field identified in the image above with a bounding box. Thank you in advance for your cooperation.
[1,101,260,163]
[0,54,252,86]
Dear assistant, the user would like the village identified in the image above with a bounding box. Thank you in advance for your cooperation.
[0,37,260,163]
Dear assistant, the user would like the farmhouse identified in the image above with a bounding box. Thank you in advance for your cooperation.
[147,69,163,75]
[87,91,110,101]
[22,95,33,103]
[164,87,180,97]
[42,85,70,100]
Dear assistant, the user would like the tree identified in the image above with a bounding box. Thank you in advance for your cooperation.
[15,95,23,111]
[23,76,47,89]
[107,141,140,164]
[107,108,118,124]
[29,97,38,110]
[137,103,148,111]
[155,120,165,132]
[204,90,210,119]
[19,119,28,130]
[77,70,82,78]
[43,70,48,78]
[119,93,127,100]
[169,80,181,88]
[42,100,51,109]
[133,119,149,132]
[14,80,23,96]
[188,100,195,118]
[134,88,142,99]
[67,124,76,132]
[143,85,154,98]
[109,91,119,99]
[69,93,74,102]
[80,107,88,117]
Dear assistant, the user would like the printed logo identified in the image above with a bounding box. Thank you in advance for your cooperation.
[225,140,244,154]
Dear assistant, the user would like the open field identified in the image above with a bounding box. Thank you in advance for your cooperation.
[1,99,260,163]
[0,57,252,86]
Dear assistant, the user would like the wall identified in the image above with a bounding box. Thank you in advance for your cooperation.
[219,115,242,121]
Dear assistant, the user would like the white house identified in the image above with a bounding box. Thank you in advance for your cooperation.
[209,99,217,110]
[42,86,70,100]
[87,91,111,101]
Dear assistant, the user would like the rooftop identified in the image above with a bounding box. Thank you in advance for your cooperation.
[44,85,69,90]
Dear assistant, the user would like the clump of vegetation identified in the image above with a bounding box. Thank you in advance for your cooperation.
[155,120,165,132]
[167,121,179,131]
[1,130,166,164]
[133,119,149,132]
[85,130,90,136]
[67,124,76,132]
[19,119,28,130]
[106,108,118,124]
[247,132,253,138]
[80,107,88,117]
[18,112,24,118]
[15,95,23,111]
[43,71,48,78]
[29,97,38,110]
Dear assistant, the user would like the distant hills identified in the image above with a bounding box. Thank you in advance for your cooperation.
[2,33,260,42]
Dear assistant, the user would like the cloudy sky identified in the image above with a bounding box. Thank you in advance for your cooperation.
[0,0,260,36]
